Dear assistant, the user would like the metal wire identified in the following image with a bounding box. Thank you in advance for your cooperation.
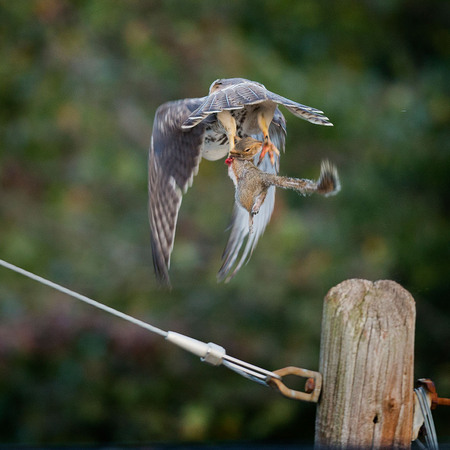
[414,387,439,450]
[223,354,281,381]
[222,360,271,386]
[0,258,282,386]
[0,258,166,338]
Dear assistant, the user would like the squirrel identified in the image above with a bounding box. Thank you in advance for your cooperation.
[225,136,341,231]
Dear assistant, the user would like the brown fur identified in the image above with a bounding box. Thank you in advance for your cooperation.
[226,137,340,230]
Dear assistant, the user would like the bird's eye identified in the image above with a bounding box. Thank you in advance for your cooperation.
[245,148,250,152]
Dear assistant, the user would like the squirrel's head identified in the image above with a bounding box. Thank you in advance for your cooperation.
[229,137,263,160]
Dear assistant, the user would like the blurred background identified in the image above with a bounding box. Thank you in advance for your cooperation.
[0,0,449,446]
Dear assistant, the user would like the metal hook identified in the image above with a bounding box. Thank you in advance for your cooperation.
[267,366,322,403]
[165,332,322,402]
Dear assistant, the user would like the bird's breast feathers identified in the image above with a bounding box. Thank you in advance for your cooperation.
[201,128,229,161]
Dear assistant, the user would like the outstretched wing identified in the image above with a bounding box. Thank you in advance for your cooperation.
[149,98,206,286]
[266,90,333,126]
[217,109,287,282]
[182,78,332,129]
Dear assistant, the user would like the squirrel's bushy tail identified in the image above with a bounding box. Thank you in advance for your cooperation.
[316,160,340,196]
[267,160,340,196]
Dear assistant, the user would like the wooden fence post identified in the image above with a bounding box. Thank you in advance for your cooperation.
[315,279,416,449]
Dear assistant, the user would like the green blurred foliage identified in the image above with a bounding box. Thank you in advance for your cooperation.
[0,0,449,445]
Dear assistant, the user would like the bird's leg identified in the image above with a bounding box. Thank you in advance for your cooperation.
[217,110,237,156]
[257,112,280,166]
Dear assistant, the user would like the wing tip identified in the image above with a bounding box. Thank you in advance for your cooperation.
[152,260,173,289]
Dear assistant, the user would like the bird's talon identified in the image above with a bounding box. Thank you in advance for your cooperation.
[258,142,279,166]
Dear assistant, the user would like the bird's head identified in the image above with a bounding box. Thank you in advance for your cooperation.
[209,78,265,94]
[229,137,263,160]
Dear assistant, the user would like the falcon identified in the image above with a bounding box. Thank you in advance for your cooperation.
[149,77,333,286]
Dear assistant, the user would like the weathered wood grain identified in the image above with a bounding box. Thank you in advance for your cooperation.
[315,279,416,449]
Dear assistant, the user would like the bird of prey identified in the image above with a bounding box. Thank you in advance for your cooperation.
[149,77,333,286]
